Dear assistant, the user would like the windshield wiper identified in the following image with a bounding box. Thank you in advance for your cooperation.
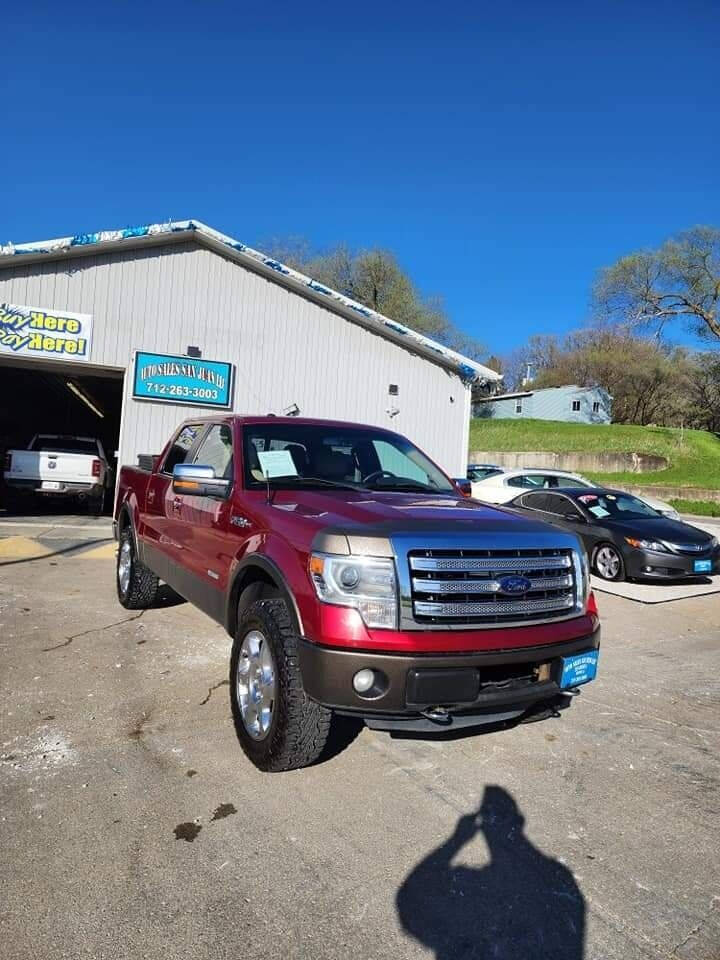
[365,477,440,493]
[266,474,361,491]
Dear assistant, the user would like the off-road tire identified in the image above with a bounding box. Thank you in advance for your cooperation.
[116,525,159,609]
[230,599,332,772]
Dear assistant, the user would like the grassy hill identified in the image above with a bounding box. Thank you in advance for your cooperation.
[468,419,720,491]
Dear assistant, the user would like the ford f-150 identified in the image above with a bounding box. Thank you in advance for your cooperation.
[114,416,600,771]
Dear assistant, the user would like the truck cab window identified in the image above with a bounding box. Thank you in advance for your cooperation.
[162,424,203,474]
[193,424,234,480]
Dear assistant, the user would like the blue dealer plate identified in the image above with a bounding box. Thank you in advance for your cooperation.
[694,559,712,573]
[560,650,599,689]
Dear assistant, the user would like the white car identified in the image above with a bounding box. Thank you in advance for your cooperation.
[470,467,680,520]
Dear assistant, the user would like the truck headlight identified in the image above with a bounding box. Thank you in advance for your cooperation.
[572,548,590,613]
[309,553,397,629]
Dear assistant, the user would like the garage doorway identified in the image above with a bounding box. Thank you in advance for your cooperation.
[0,357,125,517]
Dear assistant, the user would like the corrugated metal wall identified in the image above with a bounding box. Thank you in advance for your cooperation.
[0,241,469,473]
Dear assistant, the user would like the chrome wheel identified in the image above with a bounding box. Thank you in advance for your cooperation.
[595,545,621,580]
[236,630,276,741]
[118,539,132,594]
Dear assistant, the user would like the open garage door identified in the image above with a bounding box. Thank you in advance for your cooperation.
[0,357,124,516]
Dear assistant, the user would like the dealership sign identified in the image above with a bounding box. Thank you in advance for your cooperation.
[0,303,93,362]
[133,351,233,408]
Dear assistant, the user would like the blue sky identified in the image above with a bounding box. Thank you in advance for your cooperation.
[3,1,718,356]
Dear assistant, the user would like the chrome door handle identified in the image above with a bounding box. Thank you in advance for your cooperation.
[173,497,182,512]
[147,490,155,503]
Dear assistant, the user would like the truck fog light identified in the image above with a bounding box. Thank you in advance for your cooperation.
[353,669,375,693]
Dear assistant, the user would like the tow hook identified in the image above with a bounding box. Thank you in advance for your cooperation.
[421,706,453,726]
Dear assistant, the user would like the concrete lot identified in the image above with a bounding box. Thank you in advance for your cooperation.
[1,519,719,960]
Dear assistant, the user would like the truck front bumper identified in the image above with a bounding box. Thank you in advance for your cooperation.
[298,627,600,731]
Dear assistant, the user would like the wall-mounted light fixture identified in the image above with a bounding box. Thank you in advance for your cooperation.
[186,346,202,358]
[283,403,300,417]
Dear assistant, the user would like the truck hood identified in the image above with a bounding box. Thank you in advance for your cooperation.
[268,489,563,538]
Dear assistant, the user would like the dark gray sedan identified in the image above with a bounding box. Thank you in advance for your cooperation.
[507,487,720,582]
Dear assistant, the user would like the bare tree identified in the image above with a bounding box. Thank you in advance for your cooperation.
[687,352,720,433]
[263,239,486,359]
[593,226,720,342]
[530,326,695,426]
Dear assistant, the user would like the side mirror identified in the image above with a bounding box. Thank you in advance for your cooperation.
[564,511,585,523]
[173,463,230,499]
[453,478,472,497]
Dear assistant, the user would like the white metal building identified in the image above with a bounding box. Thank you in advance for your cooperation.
[0,220,500,484]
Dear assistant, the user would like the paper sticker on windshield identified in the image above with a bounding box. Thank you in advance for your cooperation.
[578,494,597,503]
[257,449,298,479]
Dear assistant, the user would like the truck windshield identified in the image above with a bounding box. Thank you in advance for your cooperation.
[243,424,455,493]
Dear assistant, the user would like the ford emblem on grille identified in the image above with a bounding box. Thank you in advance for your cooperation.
[498,575,532,595]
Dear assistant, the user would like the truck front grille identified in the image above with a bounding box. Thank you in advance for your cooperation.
[408,548,577,626]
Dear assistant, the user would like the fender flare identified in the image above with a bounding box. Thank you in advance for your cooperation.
[116,504,139,557]
[226,554,304,637]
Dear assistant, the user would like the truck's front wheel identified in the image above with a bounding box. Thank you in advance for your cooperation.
[230,599,332,772]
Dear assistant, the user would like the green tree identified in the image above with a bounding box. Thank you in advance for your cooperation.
[593,226,720,342]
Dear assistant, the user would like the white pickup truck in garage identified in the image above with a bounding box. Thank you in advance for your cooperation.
[3,435,111,512]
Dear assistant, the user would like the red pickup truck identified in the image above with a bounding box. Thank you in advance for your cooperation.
[114,416,600,771]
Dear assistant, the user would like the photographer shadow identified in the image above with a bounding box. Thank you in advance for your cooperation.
[397,785,585,959]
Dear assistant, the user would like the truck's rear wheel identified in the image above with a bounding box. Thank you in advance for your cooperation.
[230,599,331,772]
[116,525,159,609]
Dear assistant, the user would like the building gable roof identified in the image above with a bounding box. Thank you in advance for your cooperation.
[0,219,501,386]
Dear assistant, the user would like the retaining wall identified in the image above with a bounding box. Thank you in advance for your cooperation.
[470,451,668,473]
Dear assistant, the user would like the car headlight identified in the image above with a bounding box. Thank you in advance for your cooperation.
[624,537,667,552]
[665,509,681,521]
[710,536,719,550]
[309,553,397,629]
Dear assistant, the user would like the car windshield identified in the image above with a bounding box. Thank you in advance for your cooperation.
[243,423,455,493]
[575,492,660,520]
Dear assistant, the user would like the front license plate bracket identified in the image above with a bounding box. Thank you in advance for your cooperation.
[559,650,599,689]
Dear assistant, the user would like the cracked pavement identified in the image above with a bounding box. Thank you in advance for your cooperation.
[0,526,719,959]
